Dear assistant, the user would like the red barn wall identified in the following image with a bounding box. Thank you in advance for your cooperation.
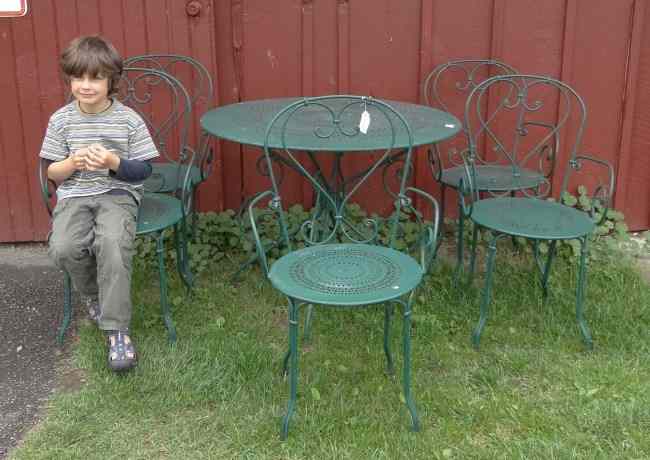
[1,0,649,242]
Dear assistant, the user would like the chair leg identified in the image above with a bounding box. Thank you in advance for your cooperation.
[510,191,519,251]
[401,299,420,431]
[383,304,395,375]
[281,348,291,377]
[281,299,300,440]
[472,233,499,349]
[57,271,73,345]
[303,304,314,341]
[156,233,177,343]
[541,240,557,302]
[454,196,465,285]
[467,223,480,286]
[173,224,194,292]
[190,189,199,239]
[434,185,447,258]
[576,237,593,350]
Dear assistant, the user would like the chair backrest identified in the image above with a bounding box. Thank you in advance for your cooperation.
[39,67,194,215]
[248,95,440,274]
[123,54,215,181]
[117,67,194,198]
[423,59,518,175]
[459,74,614,220]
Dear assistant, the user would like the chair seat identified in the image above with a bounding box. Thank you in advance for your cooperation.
[472,197,595,240]
[136,193,184,234]
[145,162,202,193]
[441,165,544,191]
[268,243,423,306]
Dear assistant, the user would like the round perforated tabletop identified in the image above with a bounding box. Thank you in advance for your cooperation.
[201,97,461,151]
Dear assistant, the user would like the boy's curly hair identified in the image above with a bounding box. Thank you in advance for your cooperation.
[60,35,123,96]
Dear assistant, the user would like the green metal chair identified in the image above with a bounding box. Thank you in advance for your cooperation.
[457,74,615,349]
[248,95,441,439]
[39,67,195,344]
[423,60,552,271]
[123,54,215,226]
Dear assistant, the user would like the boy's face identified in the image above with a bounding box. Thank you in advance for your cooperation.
[71,73,110,113]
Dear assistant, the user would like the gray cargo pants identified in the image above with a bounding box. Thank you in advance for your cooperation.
[48,193,138,332]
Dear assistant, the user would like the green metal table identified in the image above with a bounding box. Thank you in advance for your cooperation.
[201,97,461,276]
[201,97,461,151]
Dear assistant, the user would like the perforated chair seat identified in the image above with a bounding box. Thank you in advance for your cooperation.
[441,165,544,191]
[136,193,184,235]
[268,243,423,306]
[471,197,595,240]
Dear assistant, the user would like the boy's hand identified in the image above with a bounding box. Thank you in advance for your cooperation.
[85,143,120,172]
[71,147,90,171]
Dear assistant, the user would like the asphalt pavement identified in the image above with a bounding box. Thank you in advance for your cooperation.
[0,244,73,459]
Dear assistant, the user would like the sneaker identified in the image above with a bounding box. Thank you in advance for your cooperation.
[106,330,138,372]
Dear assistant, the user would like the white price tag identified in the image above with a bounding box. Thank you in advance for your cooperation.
[359,110,371,134]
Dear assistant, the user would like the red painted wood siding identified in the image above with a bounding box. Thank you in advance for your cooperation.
[1,0,649,242]
[0,0,219,242]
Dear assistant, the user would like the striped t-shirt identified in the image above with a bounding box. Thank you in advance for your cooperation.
[39,99,159,202]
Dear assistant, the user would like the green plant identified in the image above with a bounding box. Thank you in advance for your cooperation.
[558,185,632,259]
[134,185,639,277]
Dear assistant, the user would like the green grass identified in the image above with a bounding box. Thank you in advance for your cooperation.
[11,248,650,459]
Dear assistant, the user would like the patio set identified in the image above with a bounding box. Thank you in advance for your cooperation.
[39,57,614,439]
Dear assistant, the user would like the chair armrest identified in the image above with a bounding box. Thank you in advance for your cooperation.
[572,154,615,226]
[403,187,440,273]
[167,144,200,220]
[198,131,215,182]
[247,190,279,276]
[457,154,478,219]
[427,145,443,182]
[38,158,55,217]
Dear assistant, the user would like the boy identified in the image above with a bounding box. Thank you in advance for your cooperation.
[40,35,159,372]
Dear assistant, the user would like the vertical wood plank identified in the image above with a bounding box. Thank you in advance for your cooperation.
[499,0,565,74]
[122,0,147,57]
[238,0,303,205]
[337,0,350,94]
[615,0,645,220]
[416,0,495,220]
[77,0,101,36]
[311,0,338,95]
[566,0,634,204]
[418,0,433,104]
[300,0,315,205]
[301,0,314,97]
[55,0,80,52]
[211,0,242,211]
[1,21,34,240]
[625,1,650,229]
[12,10,43,241]
[0,20,17,241]
[99,1,125,50]
[188,0,223,211]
